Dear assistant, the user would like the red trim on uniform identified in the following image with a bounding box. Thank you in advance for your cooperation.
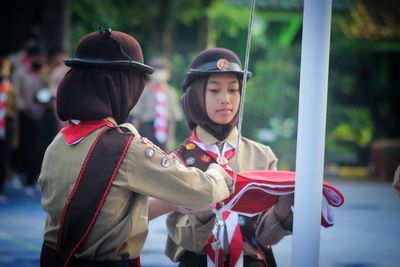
[63,134,134,267]
[57,127,109,254]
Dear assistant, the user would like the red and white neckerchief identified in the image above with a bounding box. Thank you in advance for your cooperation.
[189,130,244,267]
[151,85,168,144]
[61,119,115,145]
[0,79,10,140]
[189,130,235,169]
[204,209,244,267]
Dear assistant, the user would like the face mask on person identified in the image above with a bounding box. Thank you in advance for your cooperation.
[31,61,43,71]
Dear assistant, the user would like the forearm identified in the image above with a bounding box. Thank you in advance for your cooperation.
[148,198,176,220]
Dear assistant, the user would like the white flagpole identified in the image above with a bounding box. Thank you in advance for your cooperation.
[291,0,332,266]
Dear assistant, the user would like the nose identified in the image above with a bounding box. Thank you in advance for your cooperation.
[219,89,230,104]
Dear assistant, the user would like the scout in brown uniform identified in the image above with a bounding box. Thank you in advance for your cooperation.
[130,58,182,151]
[38,28,233,267]
[165,48,294,267]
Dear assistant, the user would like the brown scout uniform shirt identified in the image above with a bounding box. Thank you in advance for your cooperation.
[39,119,231,261]
[165,126,291,262]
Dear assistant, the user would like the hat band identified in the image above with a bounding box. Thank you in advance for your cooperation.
[64,58,154,74]
[189,61,243,73]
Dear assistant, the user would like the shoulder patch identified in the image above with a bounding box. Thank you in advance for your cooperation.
[145,148,156,158]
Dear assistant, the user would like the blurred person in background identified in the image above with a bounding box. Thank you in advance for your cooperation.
[0,56,19,203]
[32,87,59,192]
[12,44,48,196]
[130,57,182,151]
[47,46,69,129]
[9,32,42,83]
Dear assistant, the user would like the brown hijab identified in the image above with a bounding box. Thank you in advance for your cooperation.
[57,68,145,124]
[181,76,241,141]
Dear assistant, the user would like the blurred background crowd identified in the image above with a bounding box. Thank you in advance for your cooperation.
[0,0,399,202]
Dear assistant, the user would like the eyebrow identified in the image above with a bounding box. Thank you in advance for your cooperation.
[208,79,238,85]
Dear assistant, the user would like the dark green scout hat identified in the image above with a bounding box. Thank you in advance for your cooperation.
[181,47,252,92]
[64,27,154,74]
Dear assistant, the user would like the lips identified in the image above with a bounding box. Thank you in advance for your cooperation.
[216,109,233,117]
[217,108,232,113]
[217,109,232,116]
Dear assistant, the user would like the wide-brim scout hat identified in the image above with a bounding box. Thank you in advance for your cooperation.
[181,47,252,92]
[64,27,154,74]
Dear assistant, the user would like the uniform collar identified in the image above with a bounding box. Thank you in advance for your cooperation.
[195,126,238,149]
[104,117,118,126]
[61,117,117,145]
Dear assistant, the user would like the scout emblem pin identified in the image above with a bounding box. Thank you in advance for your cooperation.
[200,154,211,163]
[145,148,155,158]
[161,157,170,168]
[216,157,228,166]
[186,157,195,165]
[217,58,229,71]
[185,143,196,150]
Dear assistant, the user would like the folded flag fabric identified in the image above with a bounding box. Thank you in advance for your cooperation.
[206,170,344,267]
[221,169,345,227]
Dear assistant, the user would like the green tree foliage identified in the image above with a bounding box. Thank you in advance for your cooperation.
[243,44,300,169]
[69,0,390,169]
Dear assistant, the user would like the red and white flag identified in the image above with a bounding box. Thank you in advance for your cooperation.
[205,170,345,267]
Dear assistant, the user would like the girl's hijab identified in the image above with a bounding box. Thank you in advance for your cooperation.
[57,68,145,124]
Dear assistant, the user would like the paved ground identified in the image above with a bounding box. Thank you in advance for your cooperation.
[0,179,399,267]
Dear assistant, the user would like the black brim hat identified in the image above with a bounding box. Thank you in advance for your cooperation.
[181,48,252,92]
[64,27,154,74]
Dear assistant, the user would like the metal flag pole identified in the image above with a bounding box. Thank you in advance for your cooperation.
[232,0,256,188]
[213,3,256,265]
[291,0,333,266]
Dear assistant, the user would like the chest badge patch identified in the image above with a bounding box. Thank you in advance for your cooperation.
[185,143,196,150]
[186,157,196,165]
[161,157,170,168]
[200,154,211,163]
[145,148,155,158]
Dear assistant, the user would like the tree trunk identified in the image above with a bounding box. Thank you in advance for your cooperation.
[42,0,71,54]
[197,0,212,50]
